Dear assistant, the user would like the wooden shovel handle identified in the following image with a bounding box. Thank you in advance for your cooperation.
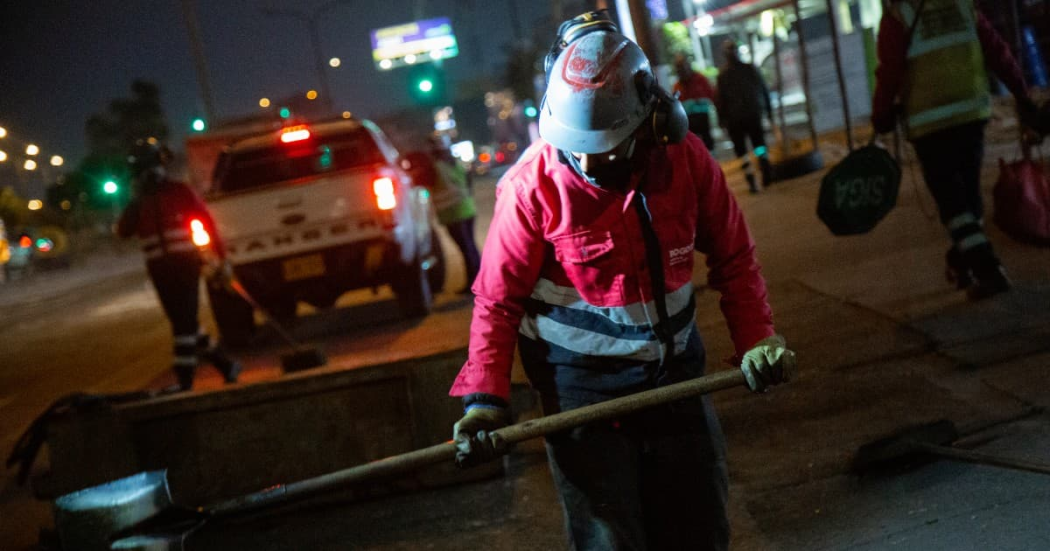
[211,364,792,517]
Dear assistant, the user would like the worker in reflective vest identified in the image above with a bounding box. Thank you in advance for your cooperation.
[117,139,241,390]
[449,12,795,550]
[872,0,1040,299]
[426,135,481,293]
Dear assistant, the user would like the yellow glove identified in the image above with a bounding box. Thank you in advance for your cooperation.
[452,405,509,468]
[740,335,796,392]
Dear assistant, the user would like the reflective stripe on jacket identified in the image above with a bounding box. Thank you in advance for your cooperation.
[116,179,225,263]
[898,0,989,138]
[449,134,775,401]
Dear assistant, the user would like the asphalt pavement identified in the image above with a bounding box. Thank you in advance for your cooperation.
[181,117,1050,550]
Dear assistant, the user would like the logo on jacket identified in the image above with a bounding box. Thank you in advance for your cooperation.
[668,244,693,266]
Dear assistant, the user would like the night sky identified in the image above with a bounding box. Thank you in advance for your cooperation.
[0,0,555,172]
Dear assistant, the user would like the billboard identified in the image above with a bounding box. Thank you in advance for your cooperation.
[370,17,459,71]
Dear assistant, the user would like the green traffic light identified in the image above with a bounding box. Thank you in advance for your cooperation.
[525,106,538,118]
[191,118,206,132]
[103,181,118,194]
[279,107,291,118]
[418,79,434,93]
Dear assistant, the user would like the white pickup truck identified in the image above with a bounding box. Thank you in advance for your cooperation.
[203,118,445,344]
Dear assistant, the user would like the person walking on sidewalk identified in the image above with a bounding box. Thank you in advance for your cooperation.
[716,39,775,193]
[116,139,241,390]
[673,52,718,151]
[448,11,795,551]
[425,135,481,293]
[872,0,1041,300]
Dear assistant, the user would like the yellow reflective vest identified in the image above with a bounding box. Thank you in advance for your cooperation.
[894,0,991,139]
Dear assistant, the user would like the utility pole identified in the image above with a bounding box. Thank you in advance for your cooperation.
[616,0,661,66]
[179,0,218,123]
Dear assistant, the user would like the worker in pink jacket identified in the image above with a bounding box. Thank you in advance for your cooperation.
[449,11,795,550]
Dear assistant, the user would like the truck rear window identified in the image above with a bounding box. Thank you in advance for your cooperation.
[215,130,386,193]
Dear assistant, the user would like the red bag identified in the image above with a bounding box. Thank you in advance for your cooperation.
[994,150,1050,246]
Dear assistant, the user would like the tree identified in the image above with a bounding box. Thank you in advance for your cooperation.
[86,80,169,158]
[67,79,170,216]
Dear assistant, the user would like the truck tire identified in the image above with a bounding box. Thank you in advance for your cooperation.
[426,227,446,293]
[393,259,433,318]
[207,285,256,347]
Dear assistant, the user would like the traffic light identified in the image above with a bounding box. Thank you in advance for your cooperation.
[191,118,206,132]
[523,99,538,119]
[408,64,446,105]
[103,180,118,194]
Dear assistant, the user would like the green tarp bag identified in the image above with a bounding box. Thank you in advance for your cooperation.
[817,144,901,236]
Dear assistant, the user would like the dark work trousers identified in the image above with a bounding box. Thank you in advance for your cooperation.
[688,113,715,151]
[148,255,202,338]
[911,120,988,225]
[444,217,481,291]
[727,117,771,190]
[541,340,729,551]
[147,255,202,382]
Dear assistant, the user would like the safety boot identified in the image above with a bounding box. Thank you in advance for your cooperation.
[968,261,1012,300]
[197,333,241,383]
[964,248,1011,300]
[758,156,774,188]
[174,364,196,391]
[944,247,973,290]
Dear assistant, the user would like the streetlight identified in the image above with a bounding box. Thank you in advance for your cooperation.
[0,126,6,138]
[50,155,64,167]
[329,57,341,67]
[0,150,6,162]
[260,0,349,113]
[26,144,39,156]
[259,97,271,108]
[24,159,37,170]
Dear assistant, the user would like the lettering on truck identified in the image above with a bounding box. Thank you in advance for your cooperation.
[227,218,381,256]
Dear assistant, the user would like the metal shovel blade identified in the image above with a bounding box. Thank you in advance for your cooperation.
[54,471,174,551]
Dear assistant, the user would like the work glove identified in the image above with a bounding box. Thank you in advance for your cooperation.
[452,404,510,468]
[740,335,796,392]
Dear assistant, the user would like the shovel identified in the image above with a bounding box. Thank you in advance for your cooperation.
[56,361,794,550]
[218,275,328,373]
[199,243,326,373]
[852,419,1050,477]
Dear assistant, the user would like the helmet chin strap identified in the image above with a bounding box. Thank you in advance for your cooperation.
[560,136,639,189]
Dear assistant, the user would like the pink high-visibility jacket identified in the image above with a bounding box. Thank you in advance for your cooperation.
[450,134,775,401]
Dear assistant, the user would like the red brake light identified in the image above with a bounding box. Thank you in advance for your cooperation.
[190,219,211,247]
[280,125,311,143]
[478,152,491,164]
[495,151,506,163]
[373,177,396,210]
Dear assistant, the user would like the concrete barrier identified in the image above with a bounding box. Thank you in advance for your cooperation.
[35,347,503,506]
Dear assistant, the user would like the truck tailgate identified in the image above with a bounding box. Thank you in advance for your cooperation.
[206,170,390,264]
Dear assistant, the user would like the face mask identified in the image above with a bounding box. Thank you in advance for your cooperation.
[583,156,633,188]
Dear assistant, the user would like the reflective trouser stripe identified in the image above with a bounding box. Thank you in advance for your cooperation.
[947,213,978,232]
[957,232,989,251]
[173,335,199,346]
[946,213,988,252]
[172,356,198,367]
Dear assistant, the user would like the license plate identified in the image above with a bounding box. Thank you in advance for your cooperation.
[282,254,325,281]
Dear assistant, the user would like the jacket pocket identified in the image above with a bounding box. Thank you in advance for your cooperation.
[551,230,624,305]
